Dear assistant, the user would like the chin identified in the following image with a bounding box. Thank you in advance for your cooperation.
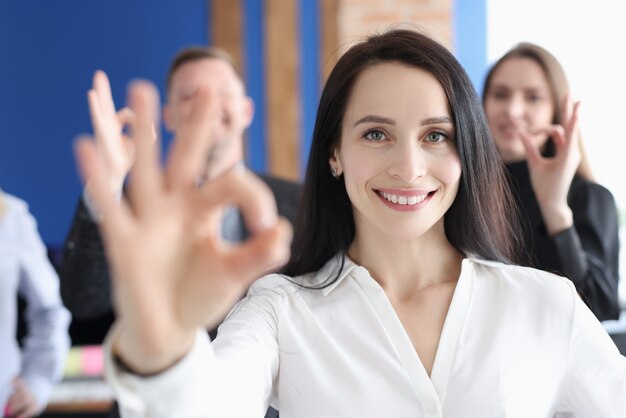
[381,223,440,243]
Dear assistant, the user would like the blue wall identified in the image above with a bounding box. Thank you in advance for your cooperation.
[0,0,208,246]
[453,0,488,94]
[298,0,321,179]
[0,0,484,247]
[242,0,267,174]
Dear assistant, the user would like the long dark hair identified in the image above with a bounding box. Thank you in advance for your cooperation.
[283,28,522,280]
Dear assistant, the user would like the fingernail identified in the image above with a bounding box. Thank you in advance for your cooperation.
[4,405,11,417]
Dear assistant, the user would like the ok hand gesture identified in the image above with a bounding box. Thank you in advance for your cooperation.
[518,95,582,235]
[74,80,292,374]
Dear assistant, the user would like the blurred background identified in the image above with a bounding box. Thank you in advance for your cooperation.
[2,2,625,414]
[0,0,623,251]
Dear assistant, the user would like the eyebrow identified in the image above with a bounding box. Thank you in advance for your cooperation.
[490,83,546,93]
[353,115,452,127]
[354,115,395,127]
[421,116,452,125]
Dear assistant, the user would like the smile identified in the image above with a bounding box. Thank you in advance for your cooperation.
[380,191,427,205]
[375,189,434,211]
[498,123,525,138]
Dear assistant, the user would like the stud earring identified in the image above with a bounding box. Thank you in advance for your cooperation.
[331,167,338,178]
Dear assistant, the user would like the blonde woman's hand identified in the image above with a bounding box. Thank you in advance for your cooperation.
[86,70,137,194]
[518,95,581,235]
[74,80,292,375]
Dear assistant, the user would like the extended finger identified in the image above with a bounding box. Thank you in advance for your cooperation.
[88,72,122,153]
[564,101,581,143]
[93,70,117,117]
[87,87,103,131]
[74,137,132,243]
[126,80,162,210]
[559,93,581,144]
[166,87,220,189]
[87,88,112,148]
[561,93,572,123]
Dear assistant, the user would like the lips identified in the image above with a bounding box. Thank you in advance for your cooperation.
[497,122,528,140]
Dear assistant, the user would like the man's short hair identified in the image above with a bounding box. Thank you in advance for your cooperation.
[166,46,239,93]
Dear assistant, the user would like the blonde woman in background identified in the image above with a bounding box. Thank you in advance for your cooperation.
[0,189,70,418]
[483,43,621,321]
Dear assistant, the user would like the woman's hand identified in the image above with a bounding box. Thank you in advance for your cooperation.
[74,80,292,374]
[518,95,581,235]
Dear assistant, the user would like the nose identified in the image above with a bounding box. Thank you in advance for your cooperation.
[504,95,525,119]
[388,140,427,182]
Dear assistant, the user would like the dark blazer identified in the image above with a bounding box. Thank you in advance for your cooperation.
[506,161,621,321]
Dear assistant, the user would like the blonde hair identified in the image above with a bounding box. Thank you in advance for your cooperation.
[483,42,594,181]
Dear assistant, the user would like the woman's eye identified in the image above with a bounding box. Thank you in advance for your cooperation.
[363,130,386,141]
[491,90,508,100]
[426,132,447,143]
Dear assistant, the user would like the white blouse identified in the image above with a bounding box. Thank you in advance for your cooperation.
[105,256,626,417]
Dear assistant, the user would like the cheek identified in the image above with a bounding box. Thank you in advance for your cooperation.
[484,100,496,118]
[528,105,554,126]
[484,100,502,120]
[436,155,462,190]
[342,158,371,188]
[173,103,193,126]
[340,152,378,196]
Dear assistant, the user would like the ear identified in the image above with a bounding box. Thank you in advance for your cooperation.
[242,96,255,129]
[328,147,343,176]
[162,104,175,133]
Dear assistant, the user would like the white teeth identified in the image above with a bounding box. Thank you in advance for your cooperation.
[381,192,428,205]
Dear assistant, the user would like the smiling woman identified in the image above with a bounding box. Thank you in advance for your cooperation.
[330,63,461,246]
[75,28,626,417]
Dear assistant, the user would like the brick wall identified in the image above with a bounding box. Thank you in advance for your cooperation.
[336,0,453,53]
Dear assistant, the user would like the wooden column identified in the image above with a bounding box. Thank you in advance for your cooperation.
[320,0,339,85]
[211,0,244,73]
[265,0,300,180]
